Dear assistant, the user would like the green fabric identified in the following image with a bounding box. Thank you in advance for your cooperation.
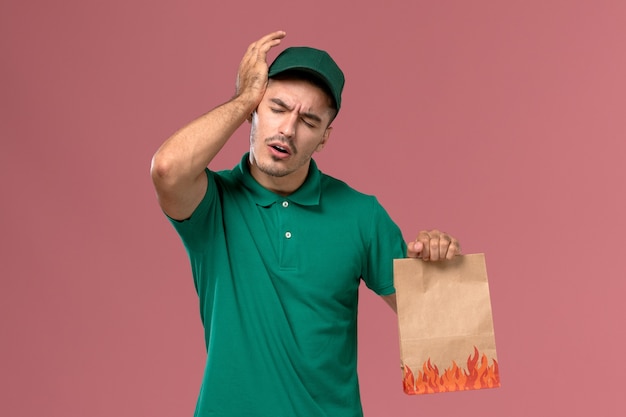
[268,46,345,112]
[168,153,406,417]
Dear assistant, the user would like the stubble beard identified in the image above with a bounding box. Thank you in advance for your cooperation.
[250,134,303,178]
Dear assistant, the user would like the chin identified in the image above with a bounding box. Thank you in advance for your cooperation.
[258,162,292,178]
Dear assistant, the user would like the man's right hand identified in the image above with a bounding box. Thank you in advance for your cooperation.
[235,31,286,112]
[151,31,286,221]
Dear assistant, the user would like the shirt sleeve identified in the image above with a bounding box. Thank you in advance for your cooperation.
[166,168,219,254]
[361,198,407,296]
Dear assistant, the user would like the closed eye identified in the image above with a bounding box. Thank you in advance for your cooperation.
[301,118,316,128]
[300,112,322,128]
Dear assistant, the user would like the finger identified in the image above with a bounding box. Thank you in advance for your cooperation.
[259,30,287,45]
[240,32,285,77]
[424,229,442,261]
[407,240,424,258]
[446,240,461,260]
[439,233,451,261]
[248,31,287,57]
[416,231,431,261]
[237,31,286,97]
[429,234,440,261]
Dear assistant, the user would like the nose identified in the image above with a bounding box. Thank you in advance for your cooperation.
[278,112,298,138]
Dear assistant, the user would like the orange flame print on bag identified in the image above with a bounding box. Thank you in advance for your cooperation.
[402,346,500,395]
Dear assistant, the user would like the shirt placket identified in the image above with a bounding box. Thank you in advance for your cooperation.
[278,199,297,270]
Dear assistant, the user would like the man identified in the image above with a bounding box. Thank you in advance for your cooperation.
[151,31,461,417]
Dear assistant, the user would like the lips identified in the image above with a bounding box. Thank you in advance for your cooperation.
[270,144,290,154]
[267,140,293,159]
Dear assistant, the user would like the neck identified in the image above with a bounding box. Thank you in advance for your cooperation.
[248,160,310,196]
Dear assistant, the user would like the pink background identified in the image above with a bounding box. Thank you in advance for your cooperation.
[2,1,625,416]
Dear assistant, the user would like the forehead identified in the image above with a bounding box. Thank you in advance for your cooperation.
[265,77,332,111]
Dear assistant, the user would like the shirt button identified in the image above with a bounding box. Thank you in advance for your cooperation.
[282,201,289,208]
[285,231,292,239]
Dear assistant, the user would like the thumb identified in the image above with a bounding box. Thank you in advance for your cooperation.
[407,240,424,258]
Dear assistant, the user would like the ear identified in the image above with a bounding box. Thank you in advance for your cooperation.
[315,126,332,152]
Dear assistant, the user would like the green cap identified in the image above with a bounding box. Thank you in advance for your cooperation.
[268,46,345,112]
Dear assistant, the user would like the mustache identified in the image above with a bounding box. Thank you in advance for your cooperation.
[264,135,297,154]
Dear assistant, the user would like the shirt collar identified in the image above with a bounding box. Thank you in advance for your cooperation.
[234,153,321,207]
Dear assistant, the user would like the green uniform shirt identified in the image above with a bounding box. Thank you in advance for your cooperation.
[168,154,406,417]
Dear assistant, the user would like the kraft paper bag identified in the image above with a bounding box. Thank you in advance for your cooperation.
[394,253,500,395]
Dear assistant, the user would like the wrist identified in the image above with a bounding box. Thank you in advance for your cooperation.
[231,92,260,117]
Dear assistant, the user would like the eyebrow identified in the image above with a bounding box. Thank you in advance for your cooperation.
[270,98,323,123]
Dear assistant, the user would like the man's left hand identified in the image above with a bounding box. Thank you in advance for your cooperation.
[407,230,461,261]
